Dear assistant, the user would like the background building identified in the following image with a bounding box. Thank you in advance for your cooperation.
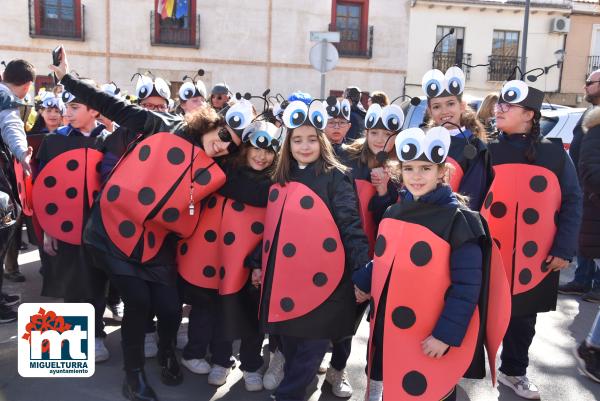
[0,0,410,103]
[405,0,572,102]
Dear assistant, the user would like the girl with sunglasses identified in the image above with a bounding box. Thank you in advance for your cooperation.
[50,48,243,401]
[482,79,582,399]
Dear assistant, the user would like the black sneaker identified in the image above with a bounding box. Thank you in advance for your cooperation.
[582,289,600,304]
[558,281,588,295]
[4,271,26,282]
[1,293,21,307]
[0,303,17,323]
[574,341,600,383]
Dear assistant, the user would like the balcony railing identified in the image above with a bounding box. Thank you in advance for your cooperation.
[28,0,85,40]
[432,52,472,80]
[151,11,200,48]
[588,56,600,77]
[488,55,522,82]
[328,24,373,59]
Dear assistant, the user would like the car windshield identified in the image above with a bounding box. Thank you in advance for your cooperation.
[540,116,559,137]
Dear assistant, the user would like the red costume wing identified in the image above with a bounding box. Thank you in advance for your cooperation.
[263,183,345,322]
[219,200,265,295]
[481,164,561,295]
[32,149,89,244]
[100,133,225,259]
[446,156,464,192]
[371,219,479,400]
[13,159,33,216]
[355,179,377,257]
[485,242,512,385]
[86,150,103,207]
[177,195,224,289]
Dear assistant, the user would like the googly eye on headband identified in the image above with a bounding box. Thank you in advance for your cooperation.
[242,121,280,152]
[132,73,171,101]
[281,99,328,130]
[421,66,466,98]
[179,70,207,101]
[364,103,405,133]
[325,96,351,121]
[395,126,451,164]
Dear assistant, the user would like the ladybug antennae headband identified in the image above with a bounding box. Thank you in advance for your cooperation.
[325,96,351,121]
[390,94,421,107]
[395,126,451,164]
[421,66,466,98]
[364,103,405,133]
[281,99,328,131]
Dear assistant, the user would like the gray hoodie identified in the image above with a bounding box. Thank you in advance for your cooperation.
[0,83,28,161]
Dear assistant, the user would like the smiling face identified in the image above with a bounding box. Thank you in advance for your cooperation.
[246,147,275,171]
[41,107,63,131]
[324,117,351,145]
[290,125,321,165]
[428,95,465,128]
[401,160,446,198]
[494,103,534,134]
[201,125,241,157]
[367,128,395,155]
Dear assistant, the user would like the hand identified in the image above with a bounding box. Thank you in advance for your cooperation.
[354,285,370,303]
[20,146,33,176]
[370,168,390,196]
[43,232,58,256]
[443,162,456,184]
[251,269,262,288]
[545,255,569,271]
[48,46,69,81]
[421,335,449,358]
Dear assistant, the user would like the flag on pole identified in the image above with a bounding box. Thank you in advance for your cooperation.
[157,0,167,19]
[165,0,175,18]
[175,0,189,19]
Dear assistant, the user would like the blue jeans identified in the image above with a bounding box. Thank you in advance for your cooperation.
[587,260,600,348]
[573,256,600,290]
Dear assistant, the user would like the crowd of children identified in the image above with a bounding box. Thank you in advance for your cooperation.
[0,44,593,401]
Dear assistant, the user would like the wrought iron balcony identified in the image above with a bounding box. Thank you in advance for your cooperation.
[432,52,472,80]
[151,11,200,48]
[488,55,522,82]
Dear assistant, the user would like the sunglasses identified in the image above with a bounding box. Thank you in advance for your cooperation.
[218,126,233,142]
[585,80,600,87]
[212,95,226,101]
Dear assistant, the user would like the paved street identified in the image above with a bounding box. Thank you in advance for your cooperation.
[0,244,598,401]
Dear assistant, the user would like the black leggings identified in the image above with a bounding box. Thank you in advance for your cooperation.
[109,274,182,370]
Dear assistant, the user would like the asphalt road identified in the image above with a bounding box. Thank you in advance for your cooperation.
[0,246,598,401]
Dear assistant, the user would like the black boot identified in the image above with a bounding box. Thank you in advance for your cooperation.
[122,369,159,401]
[157,347,183,386]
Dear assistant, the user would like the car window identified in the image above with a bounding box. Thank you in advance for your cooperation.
[540,116,558,137]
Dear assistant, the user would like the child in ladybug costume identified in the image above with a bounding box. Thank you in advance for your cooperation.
[318,95,404,398]
[178,117,278,390]
[32,82,112,361]
[50,48,242,401]
[177,70,207,114]
[353,126,510,401]
[255,94,371,401]
[483,79,582,399]
[423,67,493,210]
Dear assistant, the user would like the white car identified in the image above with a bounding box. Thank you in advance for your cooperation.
[541,107,586,149]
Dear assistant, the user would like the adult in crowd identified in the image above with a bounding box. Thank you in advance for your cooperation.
[0,59,35,322]
[559,69,600,303]
[343,86,366,141]
[210,83,230,111]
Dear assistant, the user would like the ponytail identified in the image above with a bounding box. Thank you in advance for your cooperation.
[524,112,541,163]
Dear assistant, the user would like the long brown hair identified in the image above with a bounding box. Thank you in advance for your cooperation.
[427,95,488,142]
[343,135,402,183]
[272,125,348,185]
[230,142,277,175]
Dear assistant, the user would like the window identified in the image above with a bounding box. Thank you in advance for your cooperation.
[492,30,520,57]
[330,0,372,58]
[432,26,471,79]
[488,30,521,81]
[34,75,55,94]
[29,0,84,40]
[152,0,199,48]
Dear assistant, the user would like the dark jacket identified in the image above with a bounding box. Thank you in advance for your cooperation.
[579,107,600,258]
[346,104,366,141]
[569,107,592,173]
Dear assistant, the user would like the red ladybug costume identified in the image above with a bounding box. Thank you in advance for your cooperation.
[367,201,510,401]
[481,138,565,316]
[259,163,370,339]
[33,131,108,299]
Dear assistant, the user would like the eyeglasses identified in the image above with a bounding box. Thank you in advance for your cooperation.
[211,95,226,101]
[494,103,525,113]
[140,102,167,112]
[585,80,600,87]
[327,120,349,128]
